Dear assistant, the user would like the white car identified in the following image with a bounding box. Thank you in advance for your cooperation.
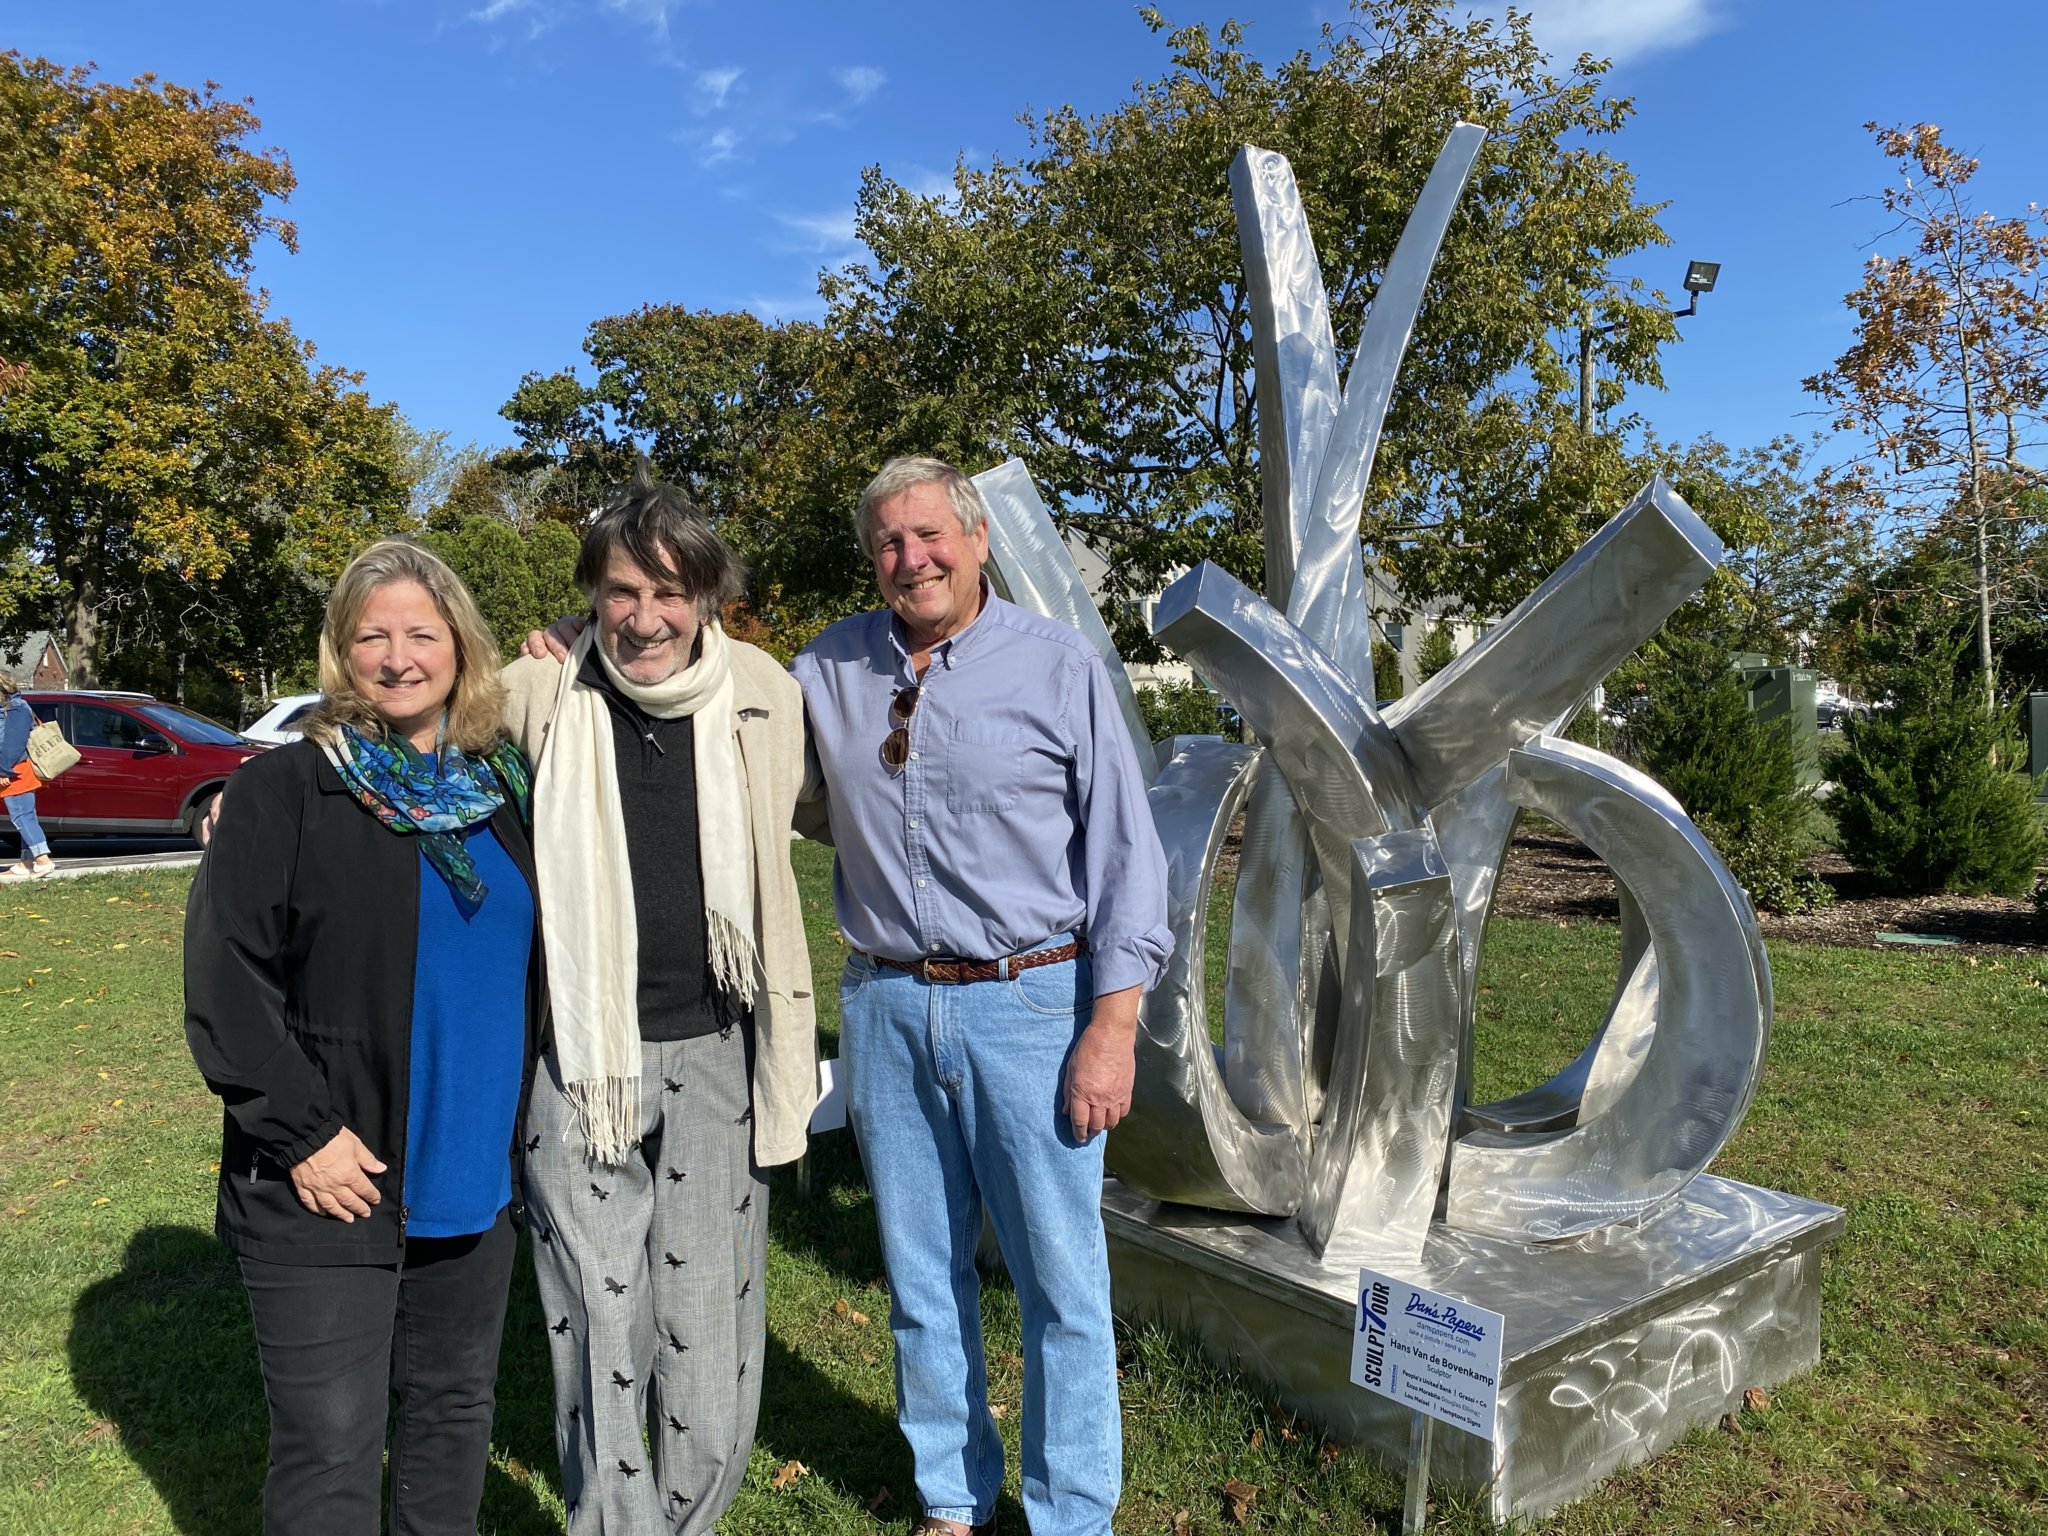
[242,692,322,746]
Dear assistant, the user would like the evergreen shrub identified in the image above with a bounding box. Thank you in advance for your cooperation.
[1371,639,1404,701]
[1629,635,1831,913]
[1418,621,1457,682]
[1831,644,2046,896]
[1136,679,1231,741]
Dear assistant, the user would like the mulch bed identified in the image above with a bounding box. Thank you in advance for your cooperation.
[1497,830,2046,956]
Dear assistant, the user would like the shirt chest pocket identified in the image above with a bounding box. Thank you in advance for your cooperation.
[944,721,1025,813]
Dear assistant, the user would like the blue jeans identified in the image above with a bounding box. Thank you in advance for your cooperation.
[5,791,48,859]
[841,948,1119,1535]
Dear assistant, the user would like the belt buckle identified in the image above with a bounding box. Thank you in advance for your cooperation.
[920,955,949,984]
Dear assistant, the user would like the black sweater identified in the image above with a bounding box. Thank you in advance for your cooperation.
[580,648,748,1041]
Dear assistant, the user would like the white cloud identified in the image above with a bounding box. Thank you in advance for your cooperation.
[772,207,857,253]
[744,291,829,324]
[696,126,742,167]
[601,0,680,47]
[465,0,563,42]
[1469,0,1723,66]
[834,65,886,104]
[900,163,960,201]
[695,65,742,112]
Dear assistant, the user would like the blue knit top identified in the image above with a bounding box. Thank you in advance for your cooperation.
[402,821,533,1237]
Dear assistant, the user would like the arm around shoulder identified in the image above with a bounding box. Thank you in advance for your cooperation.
[498,653,565,761]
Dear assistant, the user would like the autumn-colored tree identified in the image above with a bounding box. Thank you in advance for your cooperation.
[0,54,409,685]
[1805,122,2048,710]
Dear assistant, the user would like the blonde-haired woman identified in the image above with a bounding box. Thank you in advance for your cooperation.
[185,539,542,1536]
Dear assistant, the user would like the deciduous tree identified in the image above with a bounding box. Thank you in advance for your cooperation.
[821,0,1678,624]
[1805,122,2048,709]
[0,54,410,686]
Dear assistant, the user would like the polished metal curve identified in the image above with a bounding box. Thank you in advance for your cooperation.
[1444,737,1770,1241]
[974,456,1155,782]
[977,127,1775,1261]
[1106,738,1310,1214]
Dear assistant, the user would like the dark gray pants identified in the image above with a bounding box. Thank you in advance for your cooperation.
[524,1031,767,1534]
[238,1209,517,1536]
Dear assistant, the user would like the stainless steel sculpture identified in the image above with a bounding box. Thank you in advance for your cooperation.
[968,124,1839,1522]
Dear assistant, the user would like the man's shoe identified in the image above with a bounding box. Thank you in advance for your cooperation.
[915,1519,995,1535]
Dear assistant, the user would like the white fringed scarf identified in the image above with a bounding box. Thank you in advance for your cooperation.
[535,621,759,1165]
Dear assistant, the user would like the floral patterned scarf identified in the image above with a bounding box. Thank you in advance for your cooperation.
[321,723,532,918]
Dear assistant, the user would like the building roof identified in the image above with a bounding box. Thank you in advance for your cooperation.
[0,631,63,689]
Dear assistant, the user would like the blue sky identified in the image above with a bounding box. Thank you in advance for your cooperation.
[15,0,2048,468]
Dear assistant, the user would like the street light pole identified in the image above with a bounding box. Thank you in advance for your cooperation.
[1578,260,1721,435]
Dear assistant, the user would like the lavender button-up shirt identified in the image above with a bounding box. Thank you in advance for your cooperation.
[791,591,1172,998]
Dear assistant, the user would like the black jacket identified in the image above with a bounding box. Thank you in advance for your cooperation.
[183,738,544,1265]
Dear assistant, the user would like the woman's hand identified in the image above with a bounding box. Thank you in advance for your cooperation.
[288,1126,387,1222]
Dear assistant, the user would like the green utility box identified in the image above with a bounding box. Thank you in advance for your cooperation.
[2028,693,2048,799]
[1738,662,1820,786]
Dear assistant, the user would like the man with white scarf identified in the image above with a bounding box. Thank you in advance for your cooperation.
[499,463,816,1534]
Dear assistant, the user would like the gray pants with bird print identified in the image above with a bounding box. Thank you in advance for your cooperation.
[523,1028,767,1534]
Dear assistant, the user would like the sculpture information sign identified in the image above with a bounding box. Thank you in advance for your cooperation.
[1351,1270,1504,1443]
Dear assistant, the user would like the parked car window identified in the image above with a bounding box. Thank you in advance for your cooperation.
[138,703,244,748]
[70,702,154,751]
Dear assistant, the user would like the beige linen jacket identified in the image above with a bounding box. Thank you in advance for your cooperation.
[499,641,818,1168]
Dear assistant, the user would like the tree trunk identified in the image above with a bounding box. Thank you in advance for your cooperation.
[1957,313,1996,712]
[66,581,99,689]
[1975,509,1994,712]
[1577,325,1596,435]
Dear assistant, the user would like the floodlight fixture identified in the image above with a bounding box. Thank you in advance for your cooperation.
[1673,259,1721,318]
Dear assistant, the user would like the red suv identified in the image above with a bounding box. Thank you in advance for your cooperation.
[20,691,265,838]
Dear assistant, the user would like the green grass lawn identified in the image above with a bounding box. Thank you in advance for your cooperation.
[1,852,2043,1533]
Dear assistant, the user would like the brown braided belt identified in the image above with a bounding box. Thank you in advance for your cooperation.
[867,938,1088,985]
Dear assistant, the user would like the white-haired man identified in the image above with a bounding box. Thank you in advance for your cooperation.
[791,456,1171,1536]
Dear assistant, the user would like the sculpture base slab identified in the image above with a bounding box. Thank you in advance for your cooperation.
[1104,1174,1844,1523]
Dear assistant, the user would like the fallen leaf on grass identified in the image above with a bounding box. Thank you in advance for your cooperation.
[1219,1477,1260,1524]
[0,949,16,958]
[1719,1413,1743,1435]
[771,1459,807,1490]
[92,1197,109,1207]
[865,1485,891,1514]
[1742,1387,1770,1413]
[1173,1510,1192,1534]
[990,1402,1008,1419]
[1319,1440,1341,1466]
[1248,1426,1264,1451]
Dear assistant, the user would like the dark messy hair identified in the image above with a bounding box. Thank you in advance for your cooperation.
[574,456,749,618]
